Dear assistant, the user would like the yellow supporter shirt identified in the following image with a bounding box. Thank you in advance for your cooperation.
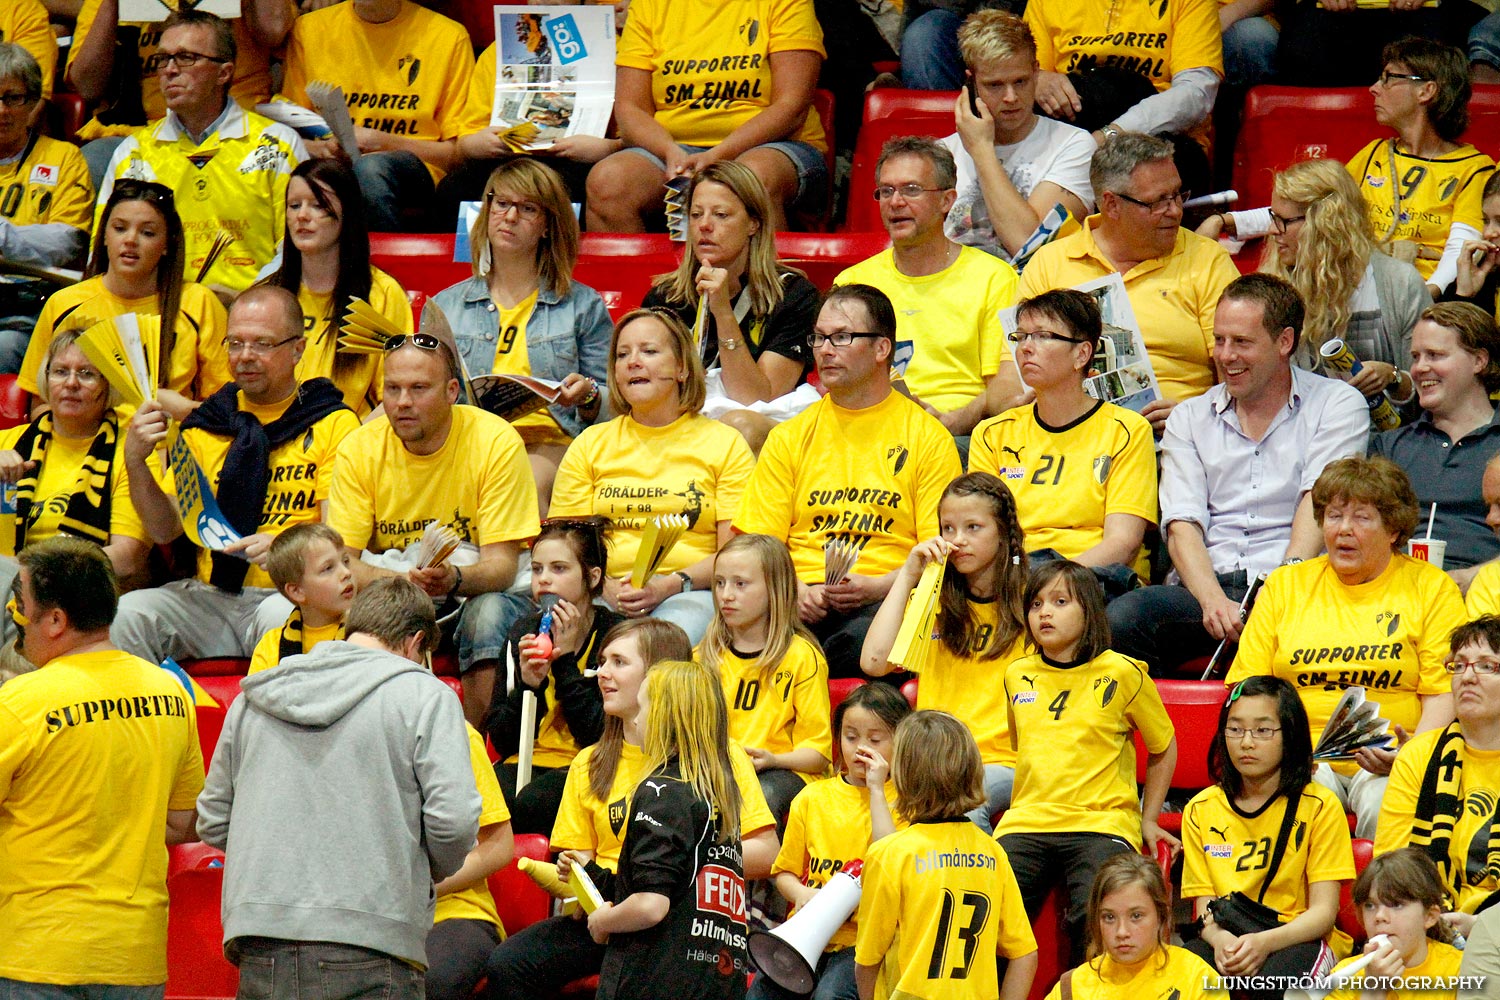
[296,268,410,415]
[997,649,1175,845]
[281,0,475,182]
[1467,560,1500,618]
[0,417,148,554]
[706,632,832,781]
[551,739,776,870]
[913,610,1023,767]
[1043,947,1223,1000]
[772,775,905,949]
[1027,0,1224,90]
[0,0,54,99]
[0,134,92,233]
[490,289,568,446]
[329,405,539,554]
[1019,218,1239,403]
[247,619,344,675]
[969,400,1158,578]
[435,724,512,932]
[616,0,827,152]
[0,649,203,985]
[1181,783,1355,953]
[1327,938,1462,1000]
[459,42,500,138]
[1375,728,1500,914]
[855,819,1037,1000]
[833,247,1016,413]
[160,390,359,589]
[1227,555,1464,776]
[1347,140,1496,282]
[20,277,230,401]
[734,390,962,584]
[506,620,611,769]
[551,412,753,578]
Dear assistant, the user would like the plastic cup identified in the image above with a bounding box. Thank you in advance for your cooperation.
[1407,538,1447,569]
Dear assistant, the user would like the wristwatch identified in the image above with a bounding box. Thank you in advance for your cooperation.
[1101,124,1122,140]
[721,337,741,352]
[675,571,693,593]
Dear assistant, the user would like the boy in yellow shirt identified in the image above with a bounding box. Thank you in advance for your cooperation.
[248,524,354,675]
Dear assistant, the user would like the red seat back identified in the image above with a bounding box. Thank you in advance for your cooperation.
[1337,838,1376,942]
[1027,885,1070,1000]
[1135,680,1228,789]
[827,677,866,710]
[195,675,243,709]
[900,676,918,707]
[863,88,959,125]
[845,115,953,232]
[446,0,498,52]
[182,658,250,677]
[775,231,890,291]
[369,233,471,301]
[490,833,554,936]
[166,864,238,999]
[196,703,227,772]
[0,374,27,430]
[574,250,680,325]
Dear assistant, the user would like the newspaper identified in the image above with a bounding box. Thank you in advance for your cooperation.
[121,0,238,21]
[491,7,615,150]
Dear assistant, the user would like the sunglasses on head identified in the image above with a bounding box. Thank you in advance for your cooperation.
[383,333,442,353]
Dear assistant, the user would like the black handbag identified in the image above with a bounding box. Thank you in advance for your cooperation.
[1205,788,1302,936]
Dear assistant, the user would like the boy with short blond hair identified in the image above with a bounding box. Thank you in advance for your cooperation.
[248,523,355,674]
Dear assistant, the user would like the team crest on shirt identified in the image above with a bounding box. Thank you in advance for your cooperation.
[888,445,909,474]
[398,55,422,85]
[1092,454,1113,485]
[1294,820,1307,851]
[1376,611,1401,636]
[738,18,760,45]
[608,796,628,836]
[27,164,55,186]
[1160,989,1182,1000]
[1093,676,1119,707]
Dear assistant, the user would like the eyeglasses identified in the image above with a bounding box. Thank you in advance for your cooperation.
[149,50,230,71]
[806,331,886,348]
[47,366,104,387]
[1114,189,1189,215]
[0,92,36,108]
[383,333,443,353]
[488,197,543,219]
[1270,210,1306,233]
[873,183,950,201]
[1223,725,1282,742]
[1007,330,1087,346]
[1443,658,1500,675]
[226,334,300,356]
[1378,70,1427,87]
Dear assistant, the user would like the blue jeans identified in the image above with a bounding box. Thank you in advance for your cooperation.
[1473,11,1500,69]
[1222,16,1279,89]
[352,150,435,233]
[458,590,533,673]
[965,763,1015,834]
[232,939,422,1000]
[746,946,857,1000]
[901,9,965,90]
[0,982,161,1000]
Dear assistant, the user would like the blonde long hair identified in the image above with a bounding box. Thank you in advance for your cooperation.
[699,534,819,681]
[1259,158,1376,355]
[640,660,742,842]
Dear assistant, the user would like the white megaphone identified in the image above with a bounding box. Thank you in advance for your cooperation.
[1280,934,1388,1000]
[749,859,864,994]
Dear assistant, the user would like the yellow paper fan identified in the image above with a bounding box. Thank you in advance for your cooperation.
[339,298,405,354]
[630,513,689,588]
[887,557,945,674]
[75,314,158,408]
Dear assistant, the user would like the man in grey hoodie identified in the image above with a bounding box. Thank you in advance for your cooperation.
[197,578,481,998]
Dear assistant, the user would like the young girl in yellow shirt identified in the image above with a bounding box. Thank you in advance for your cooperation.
[862,470,1029,832]
[749,682,911,1000]
[699,533,832,828]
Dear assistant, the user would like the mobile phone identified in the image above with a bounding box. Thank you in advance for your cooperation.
[965,70,980,117]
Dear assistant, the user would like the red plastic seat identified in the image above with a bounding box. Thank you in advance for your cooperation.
[775,231,890,291]
[168,841,226,878]
[1027,884,1070,1000]
[863,88,959,125]
[574,250,680,324]
[900,676,918,707]
[0,374,27,430]
[1135,680,1229,834]
[182,658,250,677]
[432,651,460,677]
[196,703,227,772]
[844,114,953,232]
[441,676,463,701]
[195,675,244,710]
[369,233,471,301]
[828,677,866,709]
[446,0,498,52]
[578,233,678,257]
[1337,838,1375,943]
[44,93,87,145]
[490,833,554,937]
[166,858,237,1000]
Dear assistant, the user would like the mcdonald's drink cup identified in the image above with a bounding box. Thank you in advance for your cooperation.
[1408,538,1447,569]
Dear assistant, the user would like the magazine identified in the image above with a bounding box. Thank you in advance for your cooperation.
[491,7,615,150]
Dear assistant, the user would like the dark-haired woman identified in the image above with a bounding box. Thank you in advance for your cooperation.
[1180,675,1355,1000]
[265,157,411,416]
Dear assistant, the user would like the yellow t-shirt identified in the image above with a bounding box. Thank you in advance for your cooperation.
[329,404,540,554]
[551,739,776,871]
[489,289,566,445]
[1019,219,1240,403]
[997,649,1175,846]
[0,649,203,985]
[1327,939,1463,1000]
[434,724,512,931]
[0,418,148,554]
[833,247,1016,412]
[617,0,827,152]
[855,820,1037,1000]
[1043,948,1223,1000]
[296,268,410,415]
[20,277,230,401]
[247,619,345,675]
[281,0,475,182]
[0,134,92,232]
[734,391,962,584]
[914,610,1023,768]
[161,390,359,589]
[506,620,611,770]
[551,412,754,578]
[1027,0,1224,88]
[705,632,831,781]
[969,400,1158,578]
[1347,139,1496,282]
[459,42,500,138]
[772,775,905,949]
[0,0,55,100]
[1227,555,1465,775]
[1467,560,1500,618]
[1375,727,1500,914]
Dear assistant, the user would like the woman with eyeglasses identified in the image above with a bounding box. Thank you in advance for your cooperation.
[641,162,818,453]
[433,159,612,512]
[263,157,411,417]
[1375,614,1500,943]
[967,289,1157,588]
[18,179,229,421]
[1228,456,1467,840]
[549,308,755,645]
[1203,37,1494,299]
[0,329,152,599]
[1179,675,1355,1000]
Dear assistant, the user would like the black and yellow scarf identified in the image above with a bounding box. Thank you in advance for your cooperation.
[278,606,345,662]
[11,411,118,551]
[1410,722,1500,909]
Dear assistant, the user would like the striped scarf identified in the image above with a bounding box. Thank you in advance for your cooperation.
[11,411,117,551]
[278,606,345,663]
[1410,722,1500,908]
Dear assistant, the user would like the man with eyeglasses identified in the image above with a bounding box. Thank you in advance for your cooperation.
[835,136,1024,443]
[735,283,962,677]
[112,285,358,666]
[96,9,304,295]
[328,329,539,727]
[1020,131,1238,434]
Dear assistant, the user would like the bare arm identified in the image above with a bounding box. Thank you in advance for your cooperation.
[434,820,515,897]
[999,950,1037,1000]
[1072,513,1150,569]
[1283,492,1324,561]
[591,891,671,933]
[934,367,1025,436]
[743,826,780,881]
[859,545,932,677]
[123,403,185,545]
[166,808,198,846]
[1166,519,1242,640]
[1416,692,1455,734]
[754,747,829,775]
[856,961,878,1000]
[613,66,677,159]
[68,0,119,103]
[703,50,821,162]
[243,0,294,48]
[1140,739,1180,856]
[104,535,149,592]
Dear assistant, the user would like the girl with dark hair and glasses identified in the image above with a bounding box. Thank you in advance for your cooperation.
[19,179,228,421]
[1180,675,1355,1000]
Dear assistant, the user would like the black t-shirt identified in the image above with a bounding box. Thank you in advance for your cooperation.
[597,763,748,1000]
[641,268,818,377]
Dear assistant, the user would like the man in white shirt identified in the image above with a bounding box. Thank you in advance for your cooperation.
[940,10,1095,263]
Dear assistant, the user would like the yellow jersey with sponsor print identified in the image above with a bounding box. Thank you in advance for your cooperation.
[0,0,54,99]
[705,632,831,779]
[0,134,91,232]
[912,612,1024,768]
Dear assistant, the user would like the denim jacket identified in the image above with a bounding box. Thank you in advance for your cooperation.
[433,275,613,438]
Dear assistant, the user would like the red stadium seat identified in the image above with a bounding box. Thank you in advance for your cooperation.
[1135,680,1228,834]
[168,842,225,878]
[828,677,866,709]
[900,676,918,707]
[445,0,498,52]
[441,676,463,701]
[44,94,87,145]
[578,233,678,257]
[195,675,243,709]
[369,233,471,301]
[490,833,554,936]
[1027,885,1070,1000]
[182,658,250,677]
[775,231,890,291]
[433,651,460,677]
[166,859,237,1000]
[844,115,953,232]
[862,88,960,125]
[574,249,680,324]
[1337,838,1375,944]
[196,703,227,771]
[0,374,27,430]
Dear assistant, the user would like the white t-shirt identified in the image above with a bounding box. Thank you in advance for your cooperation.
[940,117,1097,262]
